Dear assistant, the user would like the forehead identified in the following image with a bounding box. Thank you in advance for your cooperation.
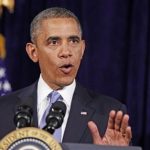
[38,18,81,37]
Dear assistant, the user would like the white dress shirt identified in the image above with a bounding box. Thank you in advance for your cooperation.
[37,75,76,142]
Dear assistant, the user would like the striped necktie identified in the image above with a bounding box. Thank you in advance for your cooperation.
[39,91,63,142]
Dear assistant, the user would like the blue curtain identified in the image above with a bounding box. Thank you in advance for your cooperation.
[1,0,150,149]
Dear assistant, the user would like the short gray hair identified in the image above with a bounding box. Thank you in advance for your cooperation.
[30,7,82,43]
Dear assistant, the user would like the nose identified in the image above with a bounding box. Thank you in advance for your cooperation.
[58,42,72,58]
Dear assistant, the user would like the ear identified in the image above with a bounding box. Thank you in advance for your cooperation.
[80,40,85,59]
[26,43,39,62]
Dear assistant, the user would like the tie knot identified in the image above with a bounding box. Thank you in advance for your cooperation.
[48,91,62,104]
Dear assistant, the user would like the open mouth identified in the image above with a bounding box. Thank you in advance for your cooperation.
[59,64,73,74]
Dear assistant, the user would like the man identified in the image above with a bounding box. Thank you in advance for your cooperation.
[0,7,132,145]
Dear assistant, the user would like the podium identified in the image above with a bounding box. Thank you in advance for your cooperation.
[0,127,142,150]
[62,143,142,150]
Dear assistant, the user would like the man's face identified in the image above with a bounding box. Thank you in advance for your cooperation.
[26,18,85,90]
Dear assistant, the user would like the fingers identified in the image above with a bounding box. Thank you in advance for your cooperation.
[120,114,129,134]
[107,110,116,129]
[88,111,132,146]
[108,110,131,137]
[107,110,132,145]
[125,126,132,143]
[88,121,102,144]
[115,111,124,131]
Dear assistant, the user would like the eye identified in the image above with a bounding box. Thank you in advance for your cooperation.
[69,36,80,45]
[71,39,79,44]
[50,39,58,45]
[47,37,60,46]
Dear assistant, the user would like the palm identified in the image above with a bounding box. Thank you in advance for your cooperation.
[88,110,132,146]
[101,128,129,146]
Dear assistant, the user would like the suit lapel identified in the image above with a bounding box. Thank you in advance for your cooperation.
[16,82,38,127]
[63,83,95,143]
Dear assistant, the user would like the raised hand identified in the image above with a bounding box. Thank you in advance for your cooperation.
[88,110,132,146]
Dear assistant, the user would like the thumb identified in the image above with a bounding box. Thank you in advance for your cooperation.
[88,121,103,144]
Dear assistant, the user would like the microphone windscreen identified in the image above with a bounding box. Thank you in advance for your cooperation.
[14,105,33,128]
[50,101,66,115]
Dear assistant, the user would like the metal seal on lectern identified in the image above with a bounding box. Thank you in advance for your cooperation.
[0,127,62,150]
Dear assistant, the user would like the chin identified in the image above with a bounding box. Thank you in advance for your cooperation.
[58,78,74,87]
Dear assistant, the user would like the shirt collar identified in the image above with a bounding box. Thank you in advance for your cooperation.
[57,79,76,109]
[37,74,76,108]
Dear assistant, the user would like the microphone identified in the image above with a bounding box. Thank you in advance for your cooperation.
[14,105,33,129]
[43,101,66,134]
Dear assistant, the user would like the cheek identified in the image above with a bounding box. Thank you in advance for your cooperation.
[75,50,84,61]
[73,53,83,71]
[75,45,84,60]
[39,49,56,64]
[38,54,56,72]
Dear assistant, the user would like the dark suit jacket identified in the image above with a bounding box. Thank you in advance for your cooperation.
[0,82,126,143]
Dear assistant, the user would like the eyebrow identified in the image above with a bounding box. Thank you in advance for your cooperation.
[46,36,60,42]
[68,35,80,40]
[46,35,81,43]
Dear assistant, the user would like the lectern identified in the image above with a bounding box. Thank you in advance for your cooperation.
[62,143,142,150]
[0,127,142,150]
